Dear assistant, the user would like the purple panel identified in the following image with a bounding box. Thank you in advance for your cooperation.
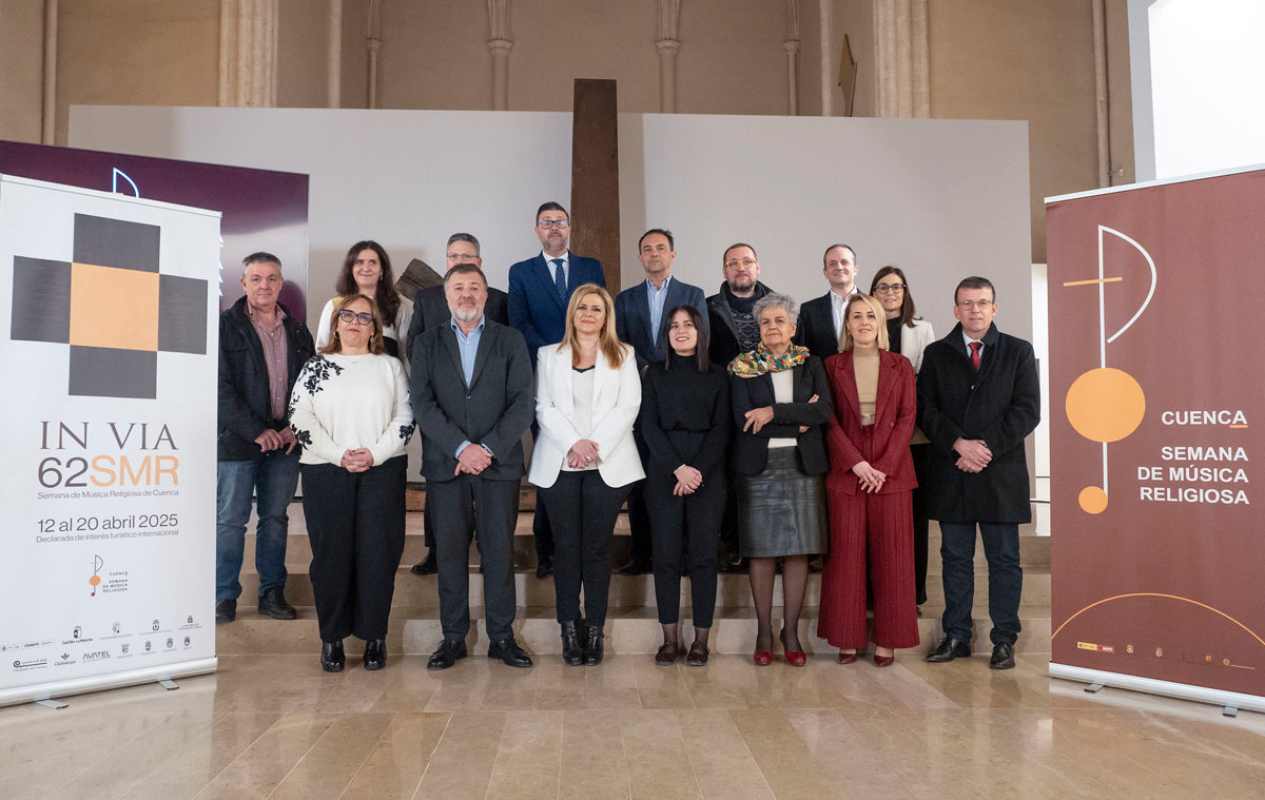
[0,140,310,321]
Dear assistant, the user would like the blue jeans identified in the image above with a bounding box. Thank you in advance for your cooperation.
[938,522,1023,646]
[216,454,300,603]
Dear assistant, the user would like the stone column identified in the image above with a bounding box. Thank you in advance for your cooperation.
[327,0,342,108]
[784,0,800,115]
[366,0,381,109]
[42,0,58,144]
[874,0,928,118]
[218,0,279,107]
[818,0,833,116]
[487,0,512,110]
[656,0,681,113]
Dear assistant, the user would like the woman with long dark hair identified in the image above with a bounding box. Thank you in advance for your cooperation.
[870,265,935,608]
[315,240,413,359]
[639,305,731,666]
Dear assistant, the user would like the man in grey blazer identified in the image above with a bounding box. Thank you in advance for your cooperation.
[411,264,536,669]
[613,228,709,575]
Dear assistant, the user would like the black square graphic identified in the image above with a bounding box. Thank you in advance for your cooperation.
[11,256,70,343]
[158,274,208,354]
[68,346,158,399]
[73,214,160,273]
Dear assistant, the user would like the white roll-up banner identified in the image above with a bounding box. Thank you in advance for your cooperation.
[0,175,219,707]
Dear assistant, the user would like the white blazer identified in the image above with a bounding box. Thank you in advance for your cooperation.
[529,342,645,489]
[898,318,936,373]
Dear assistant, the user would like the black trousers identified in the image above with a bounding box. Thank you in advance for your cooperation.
[530,421,554,560]
[624,431,653,562]
[939,521,1023,646]
[300,456,407,642]
[645,471,725,627]
[430,474,518,642]
[910,443,931,605]
[423,486,479,557]
[539,470,632,627]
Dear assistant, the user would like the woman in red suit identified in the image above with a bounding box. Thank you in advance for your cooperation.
[818,294,920,666]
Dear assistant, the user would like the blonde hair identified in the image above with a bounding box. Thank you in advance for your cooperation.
[840,294,890,351]
[558,283,626,368]
[320,293,385,355]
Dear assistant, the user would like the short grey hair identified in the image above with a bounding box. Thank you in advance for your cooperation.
[753,292,798,324]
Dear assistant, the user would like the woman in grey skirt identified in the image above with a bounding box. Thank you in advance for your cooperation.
[729,293,833,666]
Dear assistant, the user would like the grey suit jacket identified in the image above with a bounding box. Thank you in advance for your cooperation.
[409,319,534,482]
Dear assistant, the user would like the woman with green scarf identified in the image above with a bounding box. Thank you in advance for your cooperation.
[729,293,833,667]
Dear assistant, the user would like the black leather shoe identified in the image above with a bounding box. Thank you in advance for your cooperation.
[990,642,1016,670]
[925,637,973,663]
[582,624,605,666]
[215,599,236,624]
[321,640,345,672]
[410,551,438,575]
[488,638,533,668]
[257,588,297,620]
[426,638,467,670]
[614,557,651,576]
[536,555,554,579]
[363,638,387,671]
[560,621,583,666]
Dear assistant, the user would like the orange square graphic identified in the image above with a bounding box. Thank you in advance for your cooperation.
[69,263,160,351]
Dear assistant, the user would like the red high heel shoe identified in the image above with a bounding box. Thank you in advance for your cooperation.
[873,651,895,668]
[837,650,858,665]
[780,629,807,668]
[753,649,773,666]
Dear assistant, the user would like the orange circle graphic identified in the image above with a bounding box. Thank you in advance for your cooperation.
[1078,485,1109,514]
[1065,367,1145,443]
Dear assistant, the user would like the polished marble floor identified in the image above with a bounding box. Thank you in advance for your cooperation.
[2,652,1263,799]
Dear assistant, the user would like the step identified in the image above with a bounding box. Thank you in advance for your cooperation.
[247,502,1048,567]
[237,561,1051,613]
[215,605,1052,657]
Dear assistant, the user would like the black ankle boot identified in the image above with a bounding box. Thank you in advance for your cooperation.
[363,638,386,671]
[583,623,604,666]
[560,621,583,666]
[321,640,345,673]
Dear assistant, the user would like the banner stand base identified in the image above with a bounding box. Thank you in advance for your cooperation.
[0,658,216,709]
[1050,662,1265,715]
[159,679,180,691]
[1084,683,1104,694]
[33,699,68,711]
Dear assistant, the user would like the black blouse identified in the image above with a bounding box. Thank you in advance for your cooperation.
[886,317,904,355]
[638,354,731,479]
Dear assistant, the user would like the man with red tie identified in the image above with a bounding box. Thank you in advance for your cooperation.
[916,276,1039,670]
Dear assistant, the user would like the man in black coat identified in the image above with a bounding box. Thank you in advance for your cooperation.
[405,233,509,577]
[216,253,314,625]
[917,276,1039,670]
[411,263,535,670]
[705,243,775,572]
[794,243,860,359]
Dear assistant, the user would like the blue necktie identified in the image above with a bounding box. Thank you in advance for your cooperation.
[551,258,566,298]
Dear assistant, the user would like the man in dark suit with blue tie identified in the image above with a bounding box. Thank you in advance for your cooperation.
[614,228,709,574]
[508,201,606,578]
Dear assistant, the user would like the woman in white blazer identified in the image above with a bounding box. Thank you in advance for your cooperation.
[871,266,936,607]
[529,283,644,666]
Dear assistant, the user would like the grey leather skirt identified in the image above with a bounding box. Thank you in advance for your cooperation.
[736,446,827,558]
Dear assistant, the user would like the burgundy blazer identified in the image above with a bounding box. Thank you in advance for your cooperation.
[824,349,917,496]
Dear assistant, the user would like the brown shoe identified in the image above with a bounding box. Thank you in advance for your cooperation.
[685,641,709,667]
[655,642,681,666]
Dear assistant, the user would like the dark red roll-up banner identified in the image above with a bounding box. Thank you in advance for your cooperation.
[1046,165,1265,712]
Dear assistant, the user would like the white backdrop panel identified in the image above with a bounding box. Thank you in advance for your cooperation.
[71,106,1030,340]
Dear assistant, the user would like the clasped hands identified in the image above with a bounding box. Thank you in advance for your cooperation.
[851,460,886,493]
[455,443,493,476]
[340,448,374,473]
[672,464,703,496]
[255,427,297,455]
[742,394,819,434]
[953,438,992,473]
[565,439,599,470]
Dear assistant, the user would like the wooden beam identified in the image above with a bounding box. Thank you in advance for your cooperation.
[569,79,621,292]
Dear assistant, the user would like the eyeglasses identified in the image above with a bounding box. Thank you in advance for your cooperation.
[874,282,905,294]
[337,309,374,325]
[956,300,994,310]
[725,258,757,269]
[537,219,569,229]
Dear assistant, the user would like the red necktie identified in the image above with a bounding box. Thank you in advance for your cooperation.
[969,340,982,370]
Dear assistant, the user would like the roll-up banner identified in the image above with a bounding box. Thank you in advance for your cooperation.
[1045,164,1265,712]
[0,175,220,707]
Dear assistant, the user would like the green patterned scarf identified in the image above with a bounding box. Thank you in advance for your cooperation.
[728,343,810,378]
